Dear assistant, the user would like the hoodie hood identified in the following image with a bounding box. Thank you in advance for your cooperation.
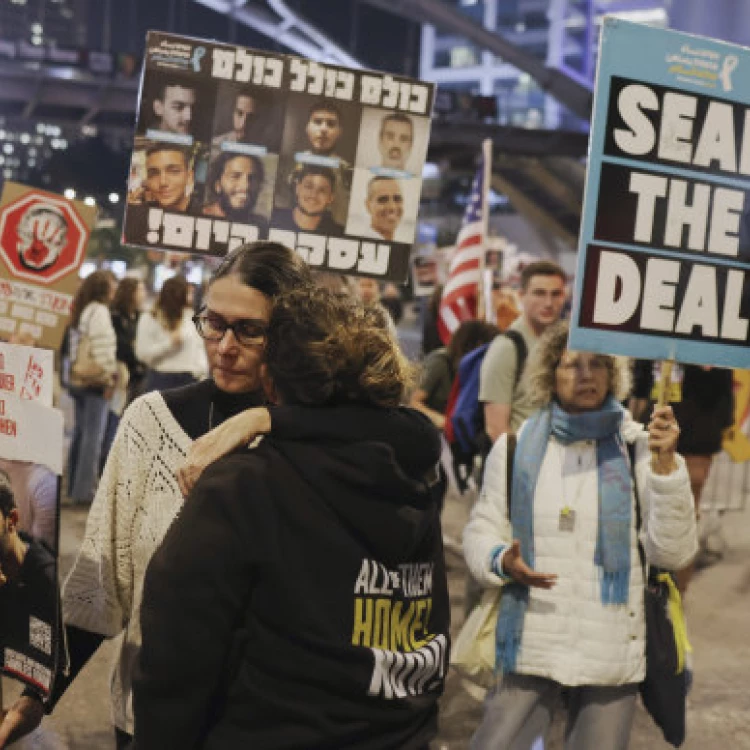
[268,406,442,567]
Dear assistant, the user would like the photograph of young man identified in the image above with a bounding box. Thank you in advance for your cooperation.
[272,164,343,235]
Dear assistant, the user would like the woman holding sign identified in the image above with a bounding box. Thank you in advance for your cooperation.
[463,321,697,750]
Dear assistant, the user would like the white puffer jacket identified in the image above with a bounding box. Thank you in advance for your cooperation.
[463,415,697,687]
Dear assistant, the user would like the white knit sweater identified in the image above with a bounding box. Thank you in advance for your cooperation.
[72,302,117,376]
[62,392,192,734]
[463,416,698,687]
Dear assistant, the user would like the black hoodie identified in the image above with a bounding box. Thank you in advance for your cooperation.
[133,405,448,750]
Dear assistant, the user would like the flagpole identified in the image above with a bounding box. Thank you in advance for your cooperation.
[477,138,492,321]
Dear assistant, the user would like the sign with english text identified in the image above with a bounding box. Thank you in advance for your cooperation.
[570,19,750,368]
[122,31,436,282]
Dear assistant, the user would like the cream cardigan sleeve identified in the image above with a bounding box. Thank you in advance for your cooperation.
[62,398,150,635]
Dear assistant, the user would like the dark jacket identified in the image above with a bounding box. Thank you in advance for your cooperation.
[111,310,144,383]
[0,534,63,698]
[133,405,447,750]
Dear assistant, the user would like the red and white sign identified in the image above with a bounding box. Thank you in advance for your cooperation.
[0,183,96,349]
[0,191,89,285]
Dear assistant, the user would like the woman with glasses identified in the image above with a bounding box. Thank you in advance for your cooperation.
[135,274,207,393]
[0,243,312,749]
[133,286,447,750]
[462,321,697,750]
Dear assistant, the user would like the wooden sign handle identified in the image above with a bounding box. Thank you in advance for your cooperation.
[652,359,674,468]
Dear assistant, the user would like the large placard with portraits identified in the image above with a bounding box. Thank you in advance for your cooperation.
[122,31,435,282]
[570,19,750,368]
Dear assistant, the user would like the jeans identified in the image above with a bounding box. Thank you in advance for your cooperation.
[99,410,120,476]
[67,387,109,504]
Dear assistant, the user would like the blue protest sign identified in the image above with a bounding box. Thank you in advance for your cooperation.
[570,18,750,368]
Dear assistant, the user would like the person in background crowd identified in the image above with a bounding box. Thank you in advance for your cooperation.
[133,286,448,750]
[0,460,57,552]
[99,278,148,473]
[356,276,381,307]
[135,275,207,393]
[491,282,521,332]
[0,244,314,750]
[110,278,147,404]
[481,260,566,444]
[67,270,117,505]
[410,319,499,432]
[464,321,697,750]
[380,282,404,325]
[421,284,444,356]
[629,361,734,590]
[0,470,61,748]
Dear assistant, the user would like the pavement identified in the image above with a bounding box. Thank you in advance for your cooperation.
[3,481,750,749]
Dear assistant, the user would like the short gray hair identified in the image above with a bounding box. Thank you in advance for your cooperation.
[524,321,631,407]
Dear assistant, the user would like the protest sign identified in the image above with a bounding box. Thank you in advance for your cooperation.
[122,31,436,282]
[0,342,54,407]
[0,182,96,350]
[0,393,63,697]
[570,19,750,368]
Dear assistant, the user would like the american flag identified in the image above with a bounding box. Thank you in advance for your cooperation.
[437,155,486,344]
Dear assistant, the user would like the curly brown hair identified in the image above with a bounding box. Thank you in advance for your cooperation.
[265,287,414,407]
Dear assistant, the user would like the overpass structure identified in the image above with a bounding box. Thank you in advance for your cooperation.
[0,0,592,244]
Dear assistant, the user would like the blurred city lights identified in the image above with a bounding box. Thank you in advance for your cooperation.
[108,192,120,204]
[64,188,76,199]
[83,196,96,206]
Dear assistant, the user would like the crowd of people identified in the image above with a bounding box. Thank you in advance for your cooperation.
[0,243,732,750]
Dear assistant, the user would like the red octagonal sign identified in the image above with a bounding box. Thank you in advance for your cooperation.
[0,191,89,285]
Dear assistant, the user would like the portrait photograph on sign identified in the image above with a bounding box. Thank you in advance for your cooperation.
[569,19,750,369]
[122,31,435,281]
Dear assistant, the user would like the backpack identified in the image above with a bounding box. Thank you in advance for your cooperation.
[446,329,528,459]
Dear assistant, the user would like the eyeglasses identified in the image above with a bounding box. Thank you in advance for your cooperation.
[192,313,267,346]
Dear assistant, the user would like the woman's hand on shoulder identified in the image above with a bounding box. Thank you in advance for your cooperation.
[502,540,557,589]
[176,407,271,497]
[647,405,680,475]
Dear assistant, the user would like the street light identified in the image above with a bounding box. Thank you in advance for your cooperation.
[108,192,120,204]
[83,196,96,206]
[64,188,76,200]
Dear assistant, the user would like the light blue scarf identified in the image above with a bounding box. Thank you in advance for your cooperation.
[496,395,632,673]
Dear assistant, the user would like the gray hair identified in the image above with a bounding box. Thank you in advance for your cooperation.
[524,321,631,407]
